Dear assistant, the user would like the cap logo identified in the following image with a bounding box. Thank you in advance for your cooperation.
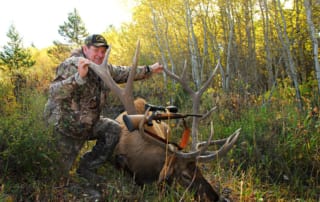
[95,35,105,43]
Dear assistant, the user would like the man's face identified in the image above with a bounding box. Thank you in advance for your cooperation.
[83,45,107,65]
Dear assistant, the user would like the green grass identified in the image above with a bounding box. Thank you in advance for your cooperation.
[0,86,319,201]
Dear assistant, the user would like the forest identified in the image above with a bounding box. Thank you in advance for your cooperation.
[0,0,319,201]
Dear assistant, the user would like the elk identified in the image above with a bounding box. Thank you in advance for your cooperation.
[88,41,240,201]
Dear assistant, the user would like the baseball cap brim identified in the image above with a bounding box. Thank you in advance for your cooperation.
[92,43,109,48]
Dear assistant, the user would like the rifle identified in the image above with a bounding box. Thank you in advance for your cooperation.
[123,104,202,132]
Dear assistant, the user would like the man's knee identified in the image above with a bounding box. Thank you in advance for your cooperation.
[94,118,121,136]
[93,118,121,147]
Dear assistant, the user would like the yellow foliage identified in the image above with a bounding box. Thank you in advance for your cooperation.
[26,48,57,92]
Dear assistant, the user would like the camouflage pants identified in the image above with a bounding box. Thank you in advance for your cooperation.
[55,117,121,177]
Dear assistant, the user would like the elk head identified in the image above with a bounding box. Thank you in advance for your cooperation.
[88,41,240,201]
[136,109,240,201]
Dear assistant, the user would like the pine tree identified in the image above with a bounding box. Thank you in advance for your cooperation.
[48,8,89,62]
[58,8,89,46]
[0,24,35,73]
[0,24,35,101]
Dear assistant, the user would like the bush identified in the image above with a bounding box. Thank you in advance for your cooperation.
[0,89,60,199]
[210,90,320,199]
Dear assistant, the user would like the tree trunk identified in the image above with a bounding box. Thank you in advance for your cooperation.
[304,0,320,95]
[274,0,303,110]
[259,0,275,90]
[225,2,234,92]
[185,0,201,90]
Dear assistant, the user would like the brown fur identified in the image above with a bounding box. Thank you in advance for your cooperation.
[134,98,147,114]
[113,98,221,201]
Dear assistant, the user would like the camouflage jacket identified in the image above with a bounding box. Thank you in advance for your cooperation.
[44,48,151,139]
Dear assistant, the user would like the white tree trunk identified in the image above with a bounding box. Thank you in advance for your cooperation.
[274,0,303,109]
[304,0,320,94]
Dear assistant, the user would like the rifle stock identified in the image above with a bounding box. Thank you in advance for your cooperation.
[123,114,145,132]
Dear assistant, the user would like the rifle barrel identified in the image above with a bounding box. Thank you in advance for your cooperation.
[154,113,202,120]
[123,113,203,132]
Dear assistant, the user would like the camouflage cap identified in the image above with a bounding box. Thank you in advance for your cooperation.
[84,34,109,48]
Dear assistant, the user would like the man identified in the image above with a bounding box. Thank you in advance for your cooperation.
[44,34,163,184]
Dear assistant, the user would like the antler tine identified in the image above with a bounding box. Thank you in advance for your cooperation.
[101,45,112,67]
[196,137,230,148]
[88,45,120,93]
[88,42,140,114]
[88,47,111,78]
[196,127,242,149]
[197,128,241,163]
[138,114,216,159]
[126,40,140,95]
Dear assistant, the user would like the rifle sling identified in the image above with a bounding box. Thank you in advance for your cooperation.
[143,129,182,150]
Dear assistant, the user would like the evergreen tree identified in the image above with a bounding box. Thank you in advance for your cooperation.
[0,24,35,73]
[58,8,89,46]
[0,24,35,101]
[48,8,88,61]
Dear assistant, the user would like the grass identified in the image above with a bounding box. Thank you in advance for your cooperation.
[0,86,319,201]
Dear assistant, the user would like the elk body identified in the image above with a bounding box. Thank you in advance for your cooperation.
[114,99,171,185]
[113,98,231,201]
[88,42,240,201]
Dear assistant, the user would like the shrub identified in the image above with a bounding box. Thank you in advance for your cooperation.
[0,89,60,199]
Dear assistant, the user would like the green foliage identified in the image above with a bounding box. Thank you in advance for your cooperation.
[0,89,60,198]
[0,1,319,200]
[0,25,36,103]
[47,41,72,64]
[45,8,89,65]
[58,8,89,46]
[0,81,17,115]
[209,86,320,199]
[0,24,35,73]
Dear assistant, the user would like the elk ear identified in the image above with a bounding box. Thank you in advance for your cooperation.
[158,155,175,183]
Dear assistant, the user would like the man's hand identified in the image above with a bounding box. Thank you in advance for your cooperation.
[150,62,163,74]
[78,58,91,78]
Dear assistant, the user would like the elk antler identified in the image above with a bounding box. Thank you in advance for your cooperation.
[163,61,220,150]
[137,109,226,159]
[138,110,240,161]
[196,128,241,162]
[161,59,241,161]
[87,41,141,114]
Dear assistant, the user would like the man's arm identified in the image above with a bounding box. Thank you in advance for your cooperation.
[108,62,163,83]
[49,57,86,100]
